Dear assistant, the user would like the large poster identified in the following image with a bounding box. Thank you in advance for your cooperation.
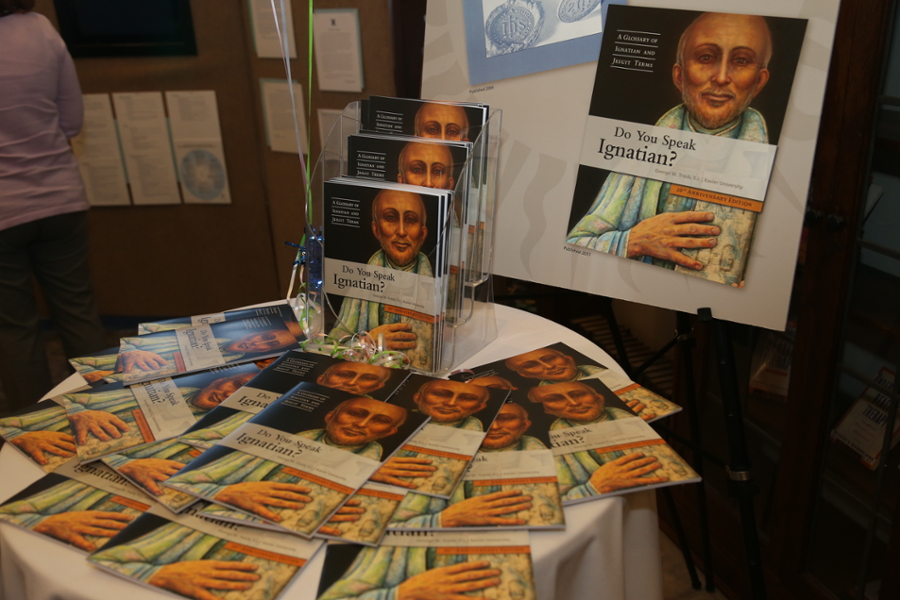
[567,7,806,287]
[422,0,840,330]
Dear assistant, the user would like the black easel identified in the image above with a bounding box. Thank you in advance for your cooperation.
[608,303,766,599]
[699,308,766,600]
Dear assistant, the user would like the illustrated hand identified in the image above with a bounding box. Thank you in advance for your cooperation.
[441,490,532,527]
[118,350,169,373]
[10,430,76,464]
[371,457,436,488]
[397,561,501,600]
[33,510,133,551]
[120,458,186,495]
[148,560,260,600]
[369,323,417,351]
[68,409,129,445]
[626,211,720,269]
[318,499,365,536]
[215,481,312,522]
[589,452,669,494]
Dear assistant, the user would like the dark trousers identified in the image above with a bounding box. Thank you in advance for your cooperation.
[0,211,107,411]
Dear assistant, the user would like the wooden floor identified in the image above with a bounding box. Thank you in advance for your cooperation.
[661,531,731,600]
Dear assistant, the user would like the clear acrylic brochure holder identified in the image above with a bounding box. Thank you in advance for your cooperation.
[302,101,501,376]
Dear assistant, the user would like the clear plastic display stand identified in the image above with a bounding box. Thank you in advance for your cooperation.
[300,101,501,376]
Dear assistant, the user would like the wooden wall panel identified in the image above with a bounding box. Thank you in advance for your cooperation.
[249,0,397,295]
[30,0,396,316]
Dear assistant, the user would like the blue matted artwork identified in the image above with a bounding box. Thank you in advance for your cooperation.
[462,0,626,86]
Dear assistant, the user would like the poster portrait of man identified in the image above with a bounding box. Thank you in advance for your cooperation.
[566,7,807,286]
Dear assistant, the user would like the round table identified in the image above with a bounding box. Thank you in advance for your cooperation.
[0,303,663,600]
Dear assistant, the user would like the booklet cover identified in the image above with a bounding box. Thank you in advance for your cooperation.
[347,134,471,191]
[0,459,150,553]
[389,397,564,531]
[360,96,492,286]
[371,375,508,499]
[61,363,260,462]
[164,382,430,536]
[523,378,699,504]
[137,300,301,335]
[316,530,536,600]
[565,6,807,286]
[361,96,488,143]
[0,399,77,472]
[101,438,206,513]
[89,502,323,600]
[118,315,301,385]
[199,479,411,548]
[452,341,681,421]
[323,178,451,372]
[180,351,410,449]
[198,480,411,549]
[345,134,474,321]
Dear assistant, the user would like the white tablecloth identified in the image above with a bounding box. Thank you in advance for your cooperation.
[0,303,663,600]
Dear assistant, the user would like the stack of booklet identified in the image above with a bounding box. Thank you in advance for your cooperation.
[451,342,700,504]
[0,299,700,600]
[321,96,492,375]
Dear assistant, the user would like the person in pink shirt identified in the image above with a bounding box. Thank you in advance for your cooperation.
[0,0,107,410]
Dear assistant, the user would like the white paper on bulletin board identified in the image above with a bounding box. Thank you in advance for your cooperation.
[422,0,840,331]
[112,92,181,206]
[260,79,308,154]
[71,93,131,206]
[249,0,297,59]
[313,9,364,92]
[165,90,231,204]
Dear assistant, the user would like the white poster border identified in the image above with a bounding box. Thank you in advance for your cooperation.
[421,0,840,331]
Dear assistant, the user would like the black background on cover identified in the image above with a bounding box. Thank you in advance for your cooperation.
[589,5,808,146]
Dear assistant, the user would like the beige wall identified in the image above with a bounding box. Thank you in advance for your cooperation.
[33,0,395,316]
